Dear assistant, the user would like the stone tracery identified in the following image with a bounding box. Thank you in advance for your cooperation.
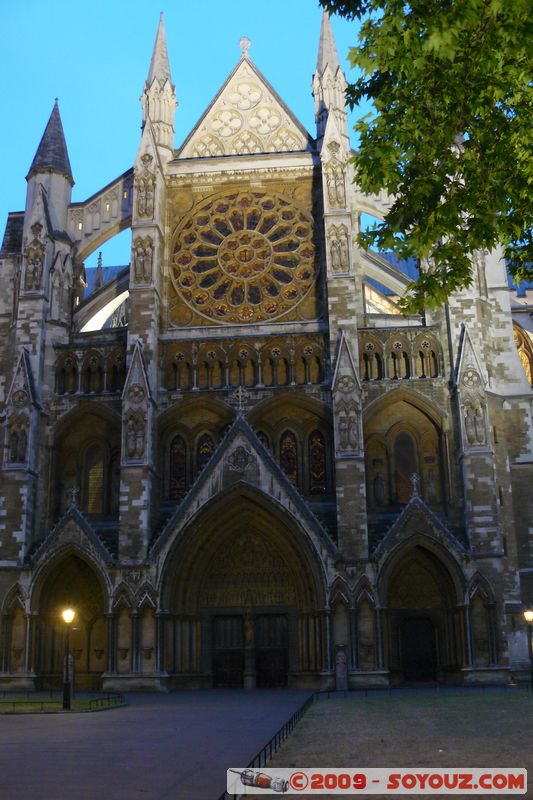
[171,191,317,324]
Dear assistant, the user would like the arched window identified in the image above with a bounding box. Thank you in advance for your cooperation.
[83,444,105,514]
[393,432,417,503]
[308,430,327,494]
[280,430,298,486]
[196,433,215,472]
[169,435,187,499]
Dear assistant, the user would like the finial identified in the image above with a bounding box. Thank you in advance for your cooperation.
[239,36,252,58]
[67,485,79,509]
[409,473,421,499]
[97,251,103,270]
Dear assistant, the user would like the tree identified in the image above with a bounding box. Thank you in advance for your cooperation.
[320,0,533,311]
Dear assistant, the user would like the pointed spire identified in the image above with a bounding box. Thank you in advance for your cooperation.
[146,12,172,87]
[316,10,341,75]
[94,252,103,291]
[27,100,73,185]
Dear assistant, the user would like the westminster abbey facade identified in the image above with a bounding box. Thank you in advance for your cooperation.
[0,14,532,691]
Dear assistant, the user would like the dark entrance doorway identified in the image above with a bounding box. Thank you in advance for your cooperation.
[255,614,288,688]
[213,616,244,688]
[212,613,289,688]
[400,617,437,681]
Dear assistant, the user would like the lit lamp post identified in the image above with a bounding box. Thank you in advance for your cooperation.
[524,610,533,692]
[62,608,75,710]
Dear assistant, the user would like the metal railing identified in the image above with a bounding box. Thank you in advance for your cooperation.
[0,692,125,713]
[218,693,314,800]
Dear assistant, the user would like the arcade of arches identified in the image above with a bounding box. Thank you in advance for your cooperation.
[3,534,498,690]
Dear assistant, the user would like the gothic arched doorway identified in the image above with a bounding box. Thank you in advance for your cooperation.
[382,544,464,683]
[160,487,328,689]
[34,554,108,690]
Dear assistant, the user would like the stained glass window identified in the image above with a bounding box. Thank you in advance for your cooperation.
[280,430,298,486]
[309,430,327,494]
[169,435,187,499]
[197,433,215,473]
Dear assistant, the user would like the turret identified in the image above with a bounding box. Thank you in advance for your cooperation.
[140,13,177,155]
[25,100,73,232]
[312,11,349,149]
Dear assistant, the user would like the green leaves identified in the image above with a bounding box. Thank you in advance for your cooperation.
[320,0,533,310]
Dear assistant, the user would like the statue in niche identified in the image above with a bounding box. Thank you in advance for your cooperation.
[474,406,486,445]
[339,232,349,270]
[24,224,46,291]
[347,413,359,450]
[373,471,386,506]
[126,417,136,458]
[136,155,155,219]
[338,415,349,450]
[7,420,28,463]
[326,162,346,208]
[133,236,153,282]
[464,404,476,445]
[126,415,146,459]
[330,237,342,272]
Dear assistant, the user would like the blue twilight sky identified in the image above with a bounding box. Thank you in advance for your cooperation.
[0,0,366,269]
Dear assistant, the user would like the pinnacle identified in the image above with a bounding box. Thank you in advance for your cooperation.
[146,12,172,87]
[27,100,73,185]
[316,9,341,75]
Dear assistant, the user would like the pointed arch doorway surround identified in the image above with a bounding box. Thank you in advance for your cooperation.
[382,544,465,684]
[160,487,329,689]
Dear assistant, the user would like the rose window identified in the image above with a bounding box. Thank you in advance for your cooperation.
[171,191,317,324]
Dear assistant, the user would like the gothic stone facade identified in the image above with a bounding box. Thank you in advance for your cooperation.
[0,16,532,692]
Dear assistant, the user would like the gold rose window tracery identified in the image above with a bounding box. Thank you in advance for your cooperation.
[170,191,317,324]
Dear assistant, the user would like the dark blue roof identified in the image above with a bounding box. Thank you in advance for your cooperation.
[84,264,128,298]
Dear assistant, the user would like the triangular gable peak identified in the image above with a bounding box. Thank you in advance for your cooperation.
[178,58,313,159]
[122,340,152,404]
[454,323,488,390]
[28,507,115,569]
[332,330,362,395]
[151,416,337,563]
[6,349,38,409]
[374,494,467,560]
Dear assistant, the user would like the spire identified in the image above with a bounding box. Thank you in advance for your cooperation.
[316,10,341,75]
[27,100,73,185]
[146,12,172,87]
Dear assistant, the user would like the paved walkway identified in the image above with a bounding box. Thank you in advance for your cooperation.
[0,690,310,800]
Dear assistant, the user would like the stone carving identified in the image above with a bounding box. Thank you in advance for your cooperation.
[328,225,349,273]
[133,235,153,283]
[462,367,482,389]
[127,384,146,404]
[325,143,346,208]
[230,130,262,155]
[191,135,225,158]
[226,445,255,472]
[410,472,421,498]
[336,401,360,452]
[463,399,486,446]
[335,374,356,394]
[135,154,155,218]
[211,109,243,137]
[268,128,301,153]
[24,222,46,291]
[228,81,262,110]
[249,107,281,135]
[7,414,29,463]
[125,413,146,459]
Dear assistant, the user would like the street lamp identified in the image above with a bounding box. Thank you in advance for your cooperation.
[61,608,75,710]
[524,609,533,692]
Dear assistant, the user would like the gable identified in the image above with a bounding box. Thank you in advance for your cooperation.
[178,58,312,159]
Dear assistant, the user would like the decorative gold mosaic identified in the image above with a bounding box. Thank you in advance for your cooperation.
[170,190,318,324]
